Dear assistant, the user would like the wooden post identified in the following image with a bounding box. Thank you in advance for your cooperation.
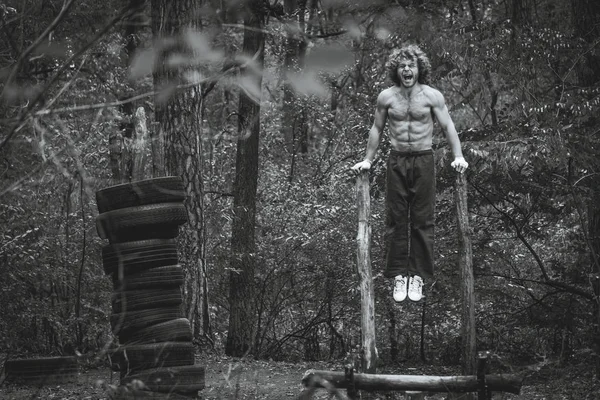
[356,171,378,373]
[476,352,490,400]
[131,106,148,181]
[345,366,357,399]
[455,172,476,375]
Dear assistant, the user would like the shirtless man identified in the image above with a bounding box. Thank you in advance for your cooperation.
[351,45,468,302]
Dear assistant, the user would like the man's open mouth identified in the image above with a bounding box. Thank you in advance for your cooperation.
[402,73,413,80]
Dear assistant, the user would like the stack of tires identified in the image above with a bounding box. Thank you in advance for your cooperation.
[96,177,205,399]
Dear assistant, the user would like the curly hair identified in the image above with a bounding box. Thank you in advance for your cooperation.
[386,44,432,86]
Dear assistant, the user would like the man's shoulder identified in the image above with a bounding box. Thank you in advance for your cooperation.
[421,84,441,96]
[421,85,445,104]
[379,86,396,97]
[376,86,396,104]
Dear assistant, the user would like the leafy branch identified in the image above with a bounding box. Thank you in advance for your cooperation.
[1,0,77,93]
[0,1,146,152]
[471,180,593,300]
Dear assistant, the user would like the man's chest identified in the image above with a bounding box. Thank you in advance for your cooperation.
[387,95,432,122]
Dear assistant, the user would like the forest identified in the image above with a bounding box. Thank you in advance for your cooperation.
[1,0,599,398]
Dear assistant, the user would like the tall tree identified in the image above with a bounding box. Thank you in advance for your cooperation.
[282,0,309,182]
[151,0,209,339]
[109,0,147,183]
[570,0,600,378]
[225,0,265,357]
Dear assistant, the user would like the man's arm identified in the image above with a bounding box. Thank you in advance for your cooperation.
[352,92,388,172]
[430,90,468,173]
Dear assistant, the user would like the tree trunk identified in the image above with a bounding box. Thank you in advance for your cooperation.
[108,130,123,184]
[455,173,476,376]
[117,0,147,183]
[282,0,299,156]
[589,183,600,377]
[119,100,135,182]
[151,0,209,340]
[571,0,600,85]
[283,0,309,183]
[387,300,398,363]
[75,176,86,348]
[419,296,427,362]
[225,0,265,357]
[570,0,600,378]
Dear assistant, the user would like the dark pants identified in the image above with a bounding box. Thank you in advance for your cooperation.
[384,149,435,280]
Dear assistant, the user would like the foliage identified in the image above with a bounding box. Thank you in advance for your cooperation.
[0,0,599,387]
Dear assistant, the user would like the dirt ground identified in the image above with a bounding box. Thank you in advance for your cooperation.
[1,353,599,399]
[2,354,337,400]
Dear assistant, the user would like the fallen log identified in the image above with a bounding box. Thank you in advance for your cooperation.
[302,370,524,395]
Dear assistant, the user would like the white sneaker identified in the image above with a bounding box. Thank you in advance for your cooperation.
[408,275,424,302]
[393,275,408,302]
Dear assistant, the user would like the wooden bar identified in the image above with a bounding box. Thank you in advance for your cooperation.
[302,370,524,395]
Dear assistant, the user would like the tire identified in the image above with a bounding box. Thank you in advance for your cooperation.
[121,365,205,394]
[120,318,192,345]
[112,388,196,399]
[103,239,177,257]
[4,356,79,385]
[4,356,77,370]
[112,288,182,313]
[111,306,182,337]
[96,176,185,214]
[96,203,188,243]
[99,223,180,244]
[117,342,195,376]
[113,265,184,291]
[6,373,79,385]
[103,239,179,276]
